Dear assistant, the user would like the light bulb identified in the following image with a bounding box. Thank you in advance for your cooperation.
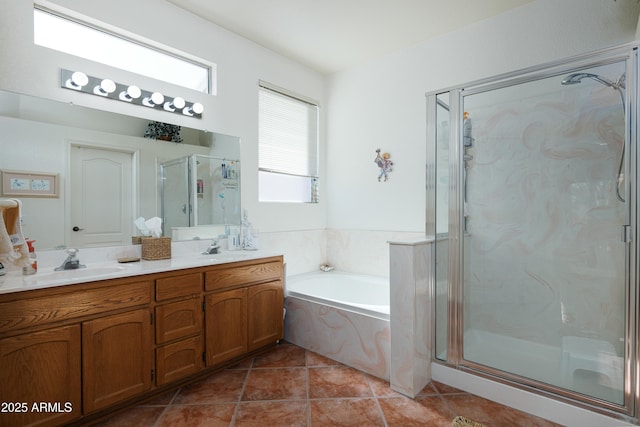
[119,85,141,102]
[164,96,186,112]
[184,102,204,116]
[65,71,88,90]
[93,79,116,96]
[143,92,164,107]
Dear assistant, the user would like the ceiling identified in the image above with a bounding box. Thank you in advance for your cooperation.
[167,0,534,74]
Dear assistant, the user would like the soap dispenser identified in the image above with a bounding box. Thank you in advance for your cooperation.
[22,239,37,275]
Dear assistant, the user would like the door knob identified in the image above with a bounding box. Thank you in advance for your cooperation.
[72,226,84,232]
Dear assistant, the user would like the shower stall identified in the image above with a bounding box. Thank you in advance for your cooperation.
[427,43,638,419]
[160,155,240,238]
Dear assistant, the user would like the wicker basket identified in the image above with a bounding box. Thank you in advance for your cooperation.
[141,237,171,260]
[131,236,143,245]
[450,416,487,427]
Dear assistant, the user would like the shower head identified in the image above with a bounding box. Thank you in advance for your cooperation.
[561,72,625,90]
[561,70,627,203]
[561,73,598,85]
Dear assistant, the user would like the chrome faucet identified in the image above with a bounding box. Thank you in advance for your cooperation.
[202,239,221,255]
[55,248,86,271]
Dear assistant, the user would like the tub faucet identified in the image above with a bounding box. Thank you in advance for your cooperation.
[55,248,86,271]
[203,239,221,255]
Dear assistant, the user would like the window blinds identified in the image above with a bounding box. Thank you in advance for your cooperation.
[258,84,319,178]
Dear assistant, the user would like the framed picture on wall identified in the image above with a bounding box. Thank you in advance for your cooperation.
[1,170,60,198]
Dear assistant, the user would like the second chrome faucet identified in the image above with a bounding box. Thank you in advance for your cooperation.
[55,248,86,271]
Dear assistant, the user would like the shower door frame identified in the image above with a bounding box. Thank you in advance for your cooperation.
[427,42,639,418]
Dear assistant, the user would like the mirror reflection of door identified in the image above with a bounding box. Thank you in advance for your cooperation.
[70,145,134,248]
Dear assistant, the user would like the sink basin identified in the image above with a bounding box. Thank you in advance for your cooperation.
[24,266,129,285]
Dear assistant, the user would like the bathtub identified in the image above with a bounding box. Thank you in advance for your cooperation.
[284,271,391,380]
[285,271,389,318]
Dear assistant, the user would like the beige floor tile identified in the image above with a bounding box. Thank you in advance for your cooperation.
[310,398,385,427]
[242,367,308,401]
[173,369,248,405]
[156,403,236,427]
[378,396,454,427]
[308,366,372,399]
[235,400,308,427]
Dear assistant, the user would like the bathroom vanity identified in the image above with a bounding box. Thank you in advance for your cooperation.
[0,254,284,427]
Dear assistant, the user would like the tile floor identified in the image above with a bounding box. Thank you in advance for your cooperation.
[95,342,563,427]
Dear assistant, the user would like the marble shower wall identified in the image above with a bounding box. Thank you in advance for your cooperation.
[463,71,627,350]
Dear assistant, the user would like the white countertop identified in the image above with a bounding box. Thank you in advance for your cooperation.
[0,249,282,295]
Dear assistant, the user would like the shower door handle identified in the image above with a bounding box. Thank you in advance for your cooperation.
[621,225,632,243]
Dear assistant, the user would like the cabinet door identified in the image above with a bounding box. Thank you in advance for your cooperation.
[0,325,81,427]
[248,281,284,351]
[205,288,247,366]
[82,309,152,413]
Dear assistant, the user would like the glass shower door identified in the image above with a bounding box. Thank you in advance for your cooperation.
[160,156,191,236]
[460,60,629,405]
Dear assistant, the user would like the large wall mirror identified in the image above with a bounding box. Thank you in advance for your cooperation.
[0,90,241,251]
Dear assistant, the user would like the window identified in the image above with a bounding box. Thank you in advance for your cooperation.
[258,82,319,203]
[33,7,213,94]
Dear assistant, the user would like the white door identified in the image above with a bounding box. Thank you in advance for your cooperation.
[70,145,134,248]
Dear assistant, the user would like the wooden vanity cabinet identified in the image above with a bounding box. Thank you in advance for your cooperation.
[0,255,283,426]
[154,272,204,386]
[0,277,152,426]
[204,259,284,366]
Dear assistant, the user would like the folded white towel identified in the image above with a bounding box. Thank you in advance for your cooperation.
[0,198,28,266]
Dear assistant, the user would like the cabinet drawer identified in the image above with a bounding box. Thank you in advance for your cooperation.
[156,272,202,301]
[0,281,152,333]
[156,335,203,386]
[155,298,202,344]
[205,261,282,291]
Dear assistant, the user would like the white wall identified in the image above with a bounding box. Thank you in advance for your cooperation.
[0,0,326,234]
[325,0,640,233]
[1,0,639,273]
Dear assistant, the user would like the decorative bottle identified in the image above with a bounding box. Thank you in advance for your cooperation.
[23,239,37,275]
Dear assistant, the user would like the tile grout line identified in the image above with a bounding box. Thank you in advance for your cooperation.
[367,375,390,427]
[305,349,311,427]
[228,357,254,426]
[151,388,180,427]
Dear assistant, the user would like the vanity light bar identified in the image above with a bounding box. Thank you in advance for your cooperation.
[60,69,203,119]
